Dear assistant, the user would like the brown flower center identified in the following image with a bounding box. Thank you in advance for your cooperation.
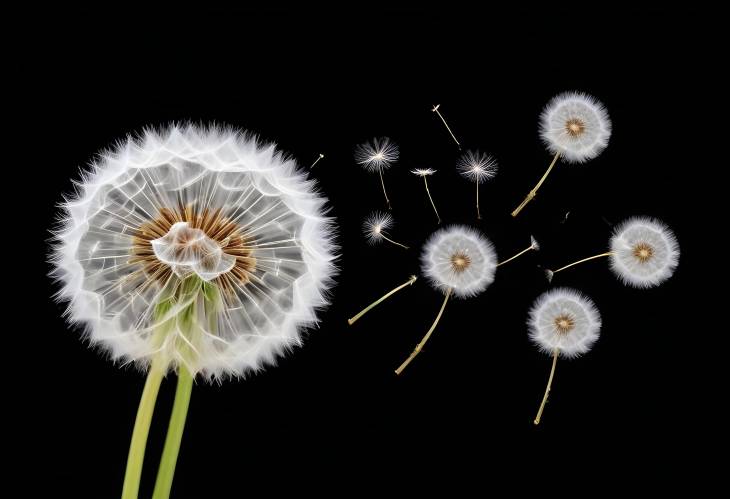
[633,242,654,263]
[130,205,256,295]
[450,252,471,273]
[553,314,575,334]
[565,118,585,137]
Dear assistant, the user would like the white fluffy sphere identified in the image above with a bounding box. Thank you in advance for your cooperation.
[528,288,601,358]
[609,217,679,288]
[539,92,612,163]
[420,225,497,298]
[51,124,338,380]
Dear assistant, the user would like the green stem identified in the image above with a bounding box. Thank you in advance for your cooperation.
[121,361,165,499]
[152,368,194,499]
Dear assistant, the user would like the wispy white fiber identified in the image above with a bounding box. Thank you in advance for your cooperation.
[362,211,394,245]
[457,150,498,183]
[355,137,399,172]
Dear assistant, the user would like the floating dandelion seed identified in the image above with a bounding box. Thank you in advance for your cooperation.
[355,137,399,209]
[457,150,498,220]
[411,168,441,224]
[497,235,540,267]
[310,153,325,168]
[544,217,679,288]
[512,92,612,217]
[50,124,338,499]
[362,211,409,250]
[431,104,461,149]
[396,225,497,374]
[528,288,601,425]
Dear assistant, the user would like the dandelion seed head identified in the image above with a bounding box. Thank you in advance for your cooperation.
[540,91,612,163]
[528,288,601,358]
[50,124,338,381]
[355,137,399,172]
[457,150,498,184]
[609,217,679,288]
[421,225,498,298]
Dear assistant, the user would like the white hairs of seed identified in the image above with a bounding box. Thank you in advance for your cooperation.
[49,123,339,381]
[609,216,680,288]
[539,91,612,164]
[420,225,498,298]
[456,150,498,184]
[354,137,399,172]
[362,211,394,245]
[528,287,601,358]
[411,168,436,177]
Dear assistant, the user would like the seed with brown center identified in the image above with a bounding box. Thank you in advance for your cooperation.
[565,118,585,137]
[553,314,575,334]
[450,252,471,273]
[633,242,654,263]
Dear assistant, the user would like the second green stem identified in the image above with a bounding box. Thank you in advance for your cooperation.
[152,368,194,499]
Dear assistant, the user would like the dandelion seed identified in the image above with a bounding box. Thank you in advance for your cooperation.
[457,151,498,220]
[528,288,601,425]
[411,168,441,224]
[355,137,399,209]
[396,225,497,374]
[50,124,338,498]
[310,153,325,168]
[431,104,461,149]
[497,235,540,267]
[362,211,409,250]
[512,92,612,217]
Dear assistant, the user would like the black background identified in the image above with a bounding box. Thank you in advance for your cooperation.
[18,7,715,497]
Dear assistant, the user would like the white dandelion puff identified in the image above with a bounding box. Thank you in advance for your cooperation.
[540,92,612,164]
[52,124,337,378]
[395,226,498,374]
[512,92,612,217]
[528,287,602,425]
[544,217,679,289]
[50,123,338,497]
[457,150,498,220]
[421,225,498,299]
[609,217,680,288]
[362,211,409,249]
[355,137,399,209]
[411,168,441,224]
[528,288,601,358]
